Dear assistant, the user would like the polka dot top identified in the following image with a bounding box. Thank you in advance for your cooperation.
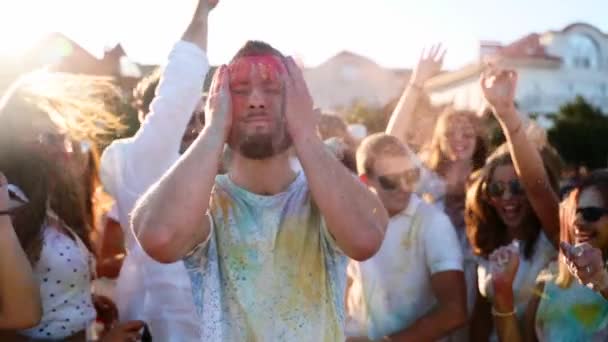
[19,224,96,340]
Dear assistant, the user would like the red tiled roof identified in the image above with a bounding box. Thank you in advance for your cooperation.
[495,33,561,61]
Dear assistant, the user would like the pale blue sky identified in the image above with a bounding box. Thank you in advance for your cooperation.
[0,0,605,70]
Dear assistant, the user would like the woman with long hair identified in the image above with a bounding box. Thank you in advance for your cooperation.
[0,71,142,341]
[467,65,562,341]
[489,171,608,341]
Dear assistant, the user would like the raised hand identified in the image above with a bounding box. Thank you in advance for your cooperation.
[480,65,518,115]
[283,56,319,143]
[182,0,220,51]
[204,65,232,140]
[490,243,520,295]
[560,242,608,292]
[411,44,446,87]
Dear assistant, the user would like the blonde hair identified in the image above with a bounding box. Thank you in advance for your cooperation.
[423,107,488,177]
[0,70,125,144]
[356,133,410,176]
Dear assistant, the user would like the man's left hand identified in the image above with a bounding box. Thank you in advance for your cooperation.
[283,56,319,143]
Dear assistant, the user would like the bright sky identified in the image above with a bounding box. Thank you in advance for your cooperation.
[0,0,606,70]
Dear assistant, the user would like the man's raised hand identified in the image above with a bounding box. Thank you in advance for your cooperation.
[283,57,319,143]
[205,65,232,141]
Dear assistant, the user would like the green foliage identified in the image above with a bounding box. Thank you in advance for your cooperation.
[548,96,608,169]
[342,100,388,134]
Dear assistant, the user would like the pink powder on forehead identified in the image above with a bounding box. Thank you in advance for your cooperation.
[229,55,287,85]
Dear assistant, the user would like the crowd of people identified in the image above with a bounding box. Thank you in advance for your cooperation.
[1,1,607,341]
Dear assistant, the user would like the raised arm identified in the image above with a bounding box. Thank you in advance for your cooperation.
[284,58,388,261]
[480,67,560,245]
[132,66,231,264]
[0,174,42,329]
[100,0,214,199]
[386,44,445,144]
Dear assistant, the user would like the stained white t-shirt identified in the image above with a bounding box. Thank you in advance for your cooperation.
[184,172,348,341]
[346,194,463,340]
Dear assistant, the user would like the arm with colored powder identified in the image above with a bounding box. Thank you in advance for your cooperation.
[283,57,389,261]
[132,65,231,264]
[488,245,524,342]
[386,45,444,145]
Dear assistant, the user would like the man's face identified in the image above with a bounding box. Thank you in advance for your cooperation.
[227,55,291,159]
[367,153,419,217]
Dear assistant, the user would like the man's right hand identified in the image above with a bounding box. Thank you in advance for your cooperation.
[204,65,233,141]
[410,44,445,87]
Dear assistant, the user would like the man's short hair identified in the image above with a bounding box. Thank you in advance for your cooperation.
[230,40,285,62]
[356,133,409,176]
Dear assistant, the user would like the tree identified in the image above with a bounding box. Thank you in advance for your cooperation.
[548,96,608,169]
[342,100,388,134]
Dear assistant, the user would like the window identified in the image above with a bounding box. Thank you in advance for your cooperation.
[567,34,601,69]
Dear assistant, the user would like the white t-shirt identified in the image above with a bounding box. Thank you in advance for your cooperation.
[477,232,557,342]
[183,172,348,341]
[99,41,209,341]
[346,194,463,340]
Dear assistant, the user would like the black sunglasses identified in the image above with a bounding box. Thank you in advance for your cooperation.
[487,179,524,199]
[376,168,420,191]
[576,207,608,223]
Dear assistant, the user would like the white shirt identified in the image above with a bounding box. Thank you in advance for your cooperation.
[346,195,463,340]
[100,41,209,341]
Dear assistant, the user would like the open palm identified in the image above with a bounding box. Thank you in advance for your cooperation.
[412,44,446,86]
[480,66,518,114]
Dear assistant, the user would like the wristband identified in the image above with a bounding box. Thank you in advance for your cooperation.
[491,306,515,317]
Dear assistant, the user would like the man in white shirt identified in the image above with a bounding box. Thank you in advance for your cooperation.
[99,1,216,340]
[346,133,467,341]
[131,37,389,339]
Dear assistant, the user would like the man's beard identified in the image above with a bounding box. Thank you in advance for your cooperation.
[236,130,292,160]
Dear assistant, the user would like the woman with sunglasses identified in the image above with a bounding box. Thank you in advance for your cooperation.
[0,172,43,329]
[489,171,608,341]
[0,72,144,341]
[465,66,563,341]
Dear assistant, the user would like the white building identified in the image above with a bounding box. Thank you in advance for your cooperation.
[303,51,411,112]
[427,23,608,126]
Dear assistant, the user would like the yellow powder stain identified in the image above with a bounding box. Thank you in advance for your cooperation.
[401,214,422,249]
[572,302,603,329]
[210,187,233,227]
